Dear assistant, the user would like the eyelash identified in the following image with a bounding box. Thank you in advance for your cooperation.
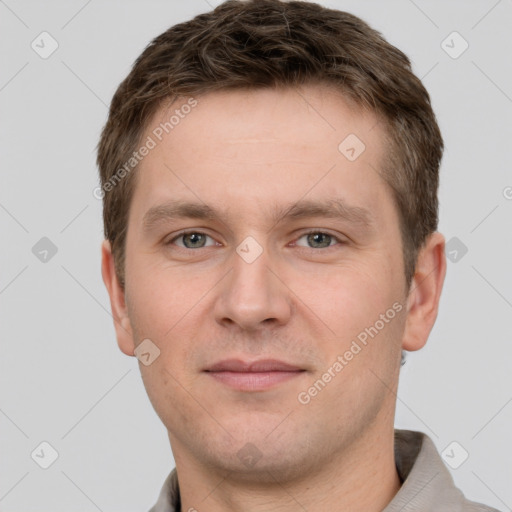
[165,229,345,251]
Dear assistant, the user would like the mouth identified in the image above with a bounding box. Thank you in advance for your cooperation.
[204,359,306,392]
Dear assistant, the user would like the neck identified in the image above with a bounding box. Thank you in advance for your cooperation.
[171,422,401,512]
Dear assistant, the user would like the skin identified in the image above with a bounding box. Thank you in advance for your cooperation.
[102,84,446,512]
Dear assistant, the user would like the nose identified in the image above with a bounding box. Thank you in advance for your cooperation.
[213,243,292,331]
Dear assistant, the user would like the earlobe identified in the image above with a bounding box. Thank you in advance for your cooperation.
[101,239,135,357]
[402,232,447,352]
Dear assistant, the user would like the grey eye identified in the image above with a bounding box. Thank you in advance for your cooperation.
[173,232,215,249]
[296,232,336,249]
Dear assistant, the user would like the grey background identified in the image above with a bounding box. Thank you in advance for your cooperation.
[1,0,511,510]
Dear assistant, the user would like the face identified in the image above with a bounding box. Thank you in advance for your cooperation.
[107,85,420,481]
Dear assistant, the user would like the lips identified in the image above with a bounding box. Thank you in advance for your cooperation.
[205,359,303,373]
[204,359,305,391]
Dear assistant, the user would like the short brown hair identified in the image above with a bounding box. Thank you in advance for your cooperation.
[97,0,443,290]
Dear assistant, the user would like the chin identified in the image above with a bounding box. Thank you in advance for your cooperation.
[194,422,321,484]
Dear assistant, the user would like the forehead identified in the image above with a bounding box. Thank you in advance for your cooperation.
[130,85,392,227]
[150,85,383,157]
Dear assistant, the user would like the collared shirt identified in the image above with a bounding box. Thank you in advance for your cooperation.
[149,429,500,512]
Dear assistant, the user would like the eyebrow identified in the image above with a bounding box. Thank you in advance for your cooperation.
[142,198,375,232]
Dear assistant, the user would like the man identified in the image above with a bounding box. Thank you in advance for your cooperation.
[97,1,500,510]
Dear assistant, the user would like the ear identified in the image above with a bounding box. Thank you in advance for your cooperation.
[402,232,447,352]
[101,239,135,356]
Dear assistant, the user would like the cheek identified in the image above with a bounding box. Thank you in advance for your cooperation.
[295,259,406,385]
[127,257,212,337]
[140,361,206,440]
[291,261,398,340]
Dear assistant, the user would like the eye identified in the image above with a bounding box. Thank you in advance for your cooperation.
[168,231,217,249]
[165,230,344,251]
[294,231,343,249]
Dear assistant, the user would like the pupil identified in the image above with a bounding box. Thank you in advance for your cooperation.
[186,233,204,247]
